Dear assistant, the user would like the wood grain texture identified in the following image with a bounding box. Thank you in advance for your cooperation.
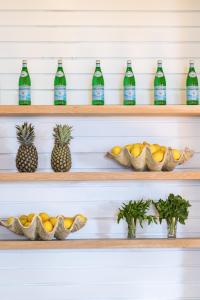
[0,105,200,116]
[0,171,199,181]
[0,239,200,250]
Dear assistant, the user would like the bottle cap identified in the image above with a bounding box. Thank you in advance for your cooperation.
[127,60,132,64]
[96,60,100,64]
[58,59,62,64]
[189,59,194,65]
[22,59,27,64]
[157,59,162,65]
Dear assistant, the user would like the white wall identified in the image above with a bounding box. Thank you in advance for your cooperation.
[0,0,200,299]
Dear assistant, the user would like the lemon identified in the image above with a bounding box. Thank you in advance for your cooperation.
[150,144,160,154]
[152,150,164,162]
[49,217,57,227]
[125,144,132,152]
[111,146,122,156]
[43,220,53,232]
[6,217,14,226]
[172,149,181,160]
[19,215,27,225]
[39,212,49,222]
[76,214,87,223]
[19,218,27,226]
[160,146,167,152]
[24,221,31,227]
[130,145,142,158]
[27,213,35,222]
[64,217,74,229]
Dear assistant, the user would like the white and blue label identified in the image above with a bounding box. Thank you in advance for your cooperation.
[154,86,166,101]
[124,86,135,101]
[19,85,31,101]
[54,85,66,101]
[92,85,104,101]
[187,86,199,101]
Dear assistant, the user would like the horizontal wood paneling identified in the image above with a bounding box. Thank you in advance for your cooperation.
[0,1,200,300]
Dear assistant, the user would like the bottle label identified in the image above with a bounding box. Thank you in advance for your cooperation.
[187,86,199,101]
[20,71,28,77]
[125,71,133,77]
[56,71,64,77]
[154,85,166,101]
[54,85,66,101]
[19,85,31,101]
[124,86,136,101]
[156,71,164,78]
[189,71,196,78]
[92,85,104,101]
[94,71,102,77]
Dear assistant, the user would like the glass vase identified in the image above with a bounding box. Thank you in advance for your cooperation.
[167,218,177,239]
[127,222,136,239]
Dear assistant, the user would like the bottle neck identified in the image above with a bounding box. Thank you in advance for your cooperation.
[22,63,28,70]
[189,64,195,72]
[57,63,63,70]
[157,64,163,71]
[95,63,101,71]
[126,63,132,71]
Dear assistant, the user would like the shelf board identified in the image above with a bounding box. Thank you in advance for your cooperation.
[0,171,199,181]
[0,105,200,116]
[0,239,200,249]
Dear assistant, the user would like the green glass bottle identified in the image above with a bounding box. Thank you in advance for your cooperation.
[19,60,31,105]
[154,60,166,105]
[123,60,136,105]
[92,60,104,105]
[54,59,66,105]
[186,60,199,105]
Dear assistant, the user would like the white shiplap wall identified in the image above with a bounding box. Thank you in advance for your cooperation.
[0,0,200,299]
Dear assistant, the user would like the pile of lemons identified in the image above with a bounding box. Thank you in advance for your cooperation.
[6,212,86,233]
[111,142,181,163]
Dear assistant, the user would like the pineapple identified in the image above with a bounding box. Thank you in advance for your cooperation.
[16,122,38,172]
[51,124,72,172]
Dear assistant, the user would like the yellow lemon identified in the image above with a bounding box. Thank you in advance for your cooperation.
[64,217,74,229]
[150,144,160,154]
[160,146,167,152]
[24,221,31,227]
[130,145,142,158]
[125,144,132,152]
[49,217,57,227]
[172,149,181,160]
[76,214,87,223]
[39,212,49,222]
[19,218,27,226]
[43,220,53,232]
[152,150,164,162]
[27,213,35,222]
[6,217,14,226]
[19,215,27,225]
[111,146,122,156]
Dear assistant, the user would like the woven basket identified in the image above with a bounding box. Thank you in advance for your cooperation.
[0,215,87,240]
[107,145,194,171]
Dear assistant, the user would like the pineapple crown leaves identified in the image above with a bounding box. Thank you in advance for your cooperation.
[117,200,157,228]
[53,124,73,146]
[153,193,191,225]
[16,122,35,146]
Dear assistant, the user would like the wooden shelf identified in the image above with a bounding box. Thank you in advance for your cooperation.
[0,171,199,181]
[0,105,200,116]
[0,239,200,249]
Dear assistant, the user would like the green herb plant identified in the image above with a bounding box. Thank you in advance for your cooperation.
[117,200,157,239]
[153,193,191,238]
